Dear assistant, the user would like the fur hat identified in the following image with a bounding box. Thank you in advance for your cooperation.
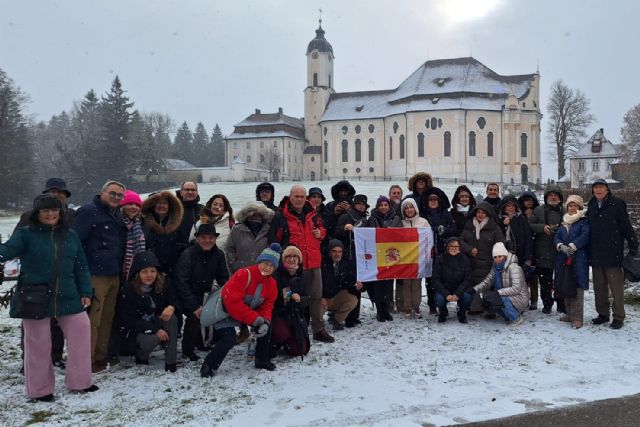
[256,243,282,268]
[282,245,303,262]
[32,194,62,212]
[565,195,584,210]
[492,242,509,257]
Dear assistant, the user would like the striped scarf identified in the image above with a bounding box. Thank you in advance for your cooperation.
[123,216,146,280]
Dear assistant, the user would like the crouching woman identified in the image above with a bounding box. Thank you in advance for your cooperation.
[472,242,530,326]
[200,243,281,377]
[119,251,178,372]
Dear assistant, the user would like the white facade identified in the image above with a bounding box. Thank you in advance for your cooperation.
[569,128,619,188]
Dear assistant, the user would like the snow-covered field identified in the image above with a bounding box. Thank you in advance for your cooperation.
[2,181,639,426]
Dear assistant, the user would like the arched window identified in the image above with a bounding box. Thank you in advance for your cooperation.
[389,137,393,160]
[393,122,399,133]
[431,117,438,130]
[521,133,528,157]
[399,135,405,159]
[341,139,348,162]
[444,131,451,157]
[355,139,362,162]
[487,132,494,157]
[328,74,332,88]
[313,73,318,86]
[323,141,328,163]
[368,138,375,161]
[469,131,476,156]
[417,133,425,157]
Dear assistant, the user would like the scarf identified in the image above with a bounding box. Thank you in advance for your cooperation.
[562,209,586,228]
[456,204,470,213]
[493,260,506,290]
[472,217,489,240]
[123,216,146,279]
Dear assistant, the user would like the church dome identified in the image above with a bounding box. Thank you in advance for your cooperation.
[306,25,333,55]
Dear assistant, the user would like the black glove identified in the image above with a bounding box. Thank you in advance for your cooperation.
[482,290,504,308]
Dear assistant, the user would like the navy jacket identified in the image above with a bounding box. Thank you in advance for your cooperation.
[554,217,590,289]
[73,195,125,276]
[321,259,358,298]
[119,278,177,334]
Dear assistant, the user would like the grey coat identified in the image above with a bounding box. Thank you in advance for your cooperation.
[225,202,274,273]
[474,253,529,312]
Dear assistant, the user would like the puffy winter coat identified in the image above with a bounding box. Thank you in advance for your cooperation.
[587,192,639,267]
[459,202,505,285]
[142,191,184,274]
[175,191,203,250]
[272,263,310,314]
[2,224,92,318]
[529,188,564,269]
[221,264,278,326]
[335,209,368,262]
[424,207,456,256]
[119,277,177,334]
[73,195,126,276]
[325,180,356,221]
[474,253,529,312]
[498,195,533,265]
[366,208,402,228]
[275,201,326,269]
[400,199,430,229]
[225,202,274,273]
[173,244,229,313]
[432,252,472,298]
[554,213,590,289]
[449,185,476,236]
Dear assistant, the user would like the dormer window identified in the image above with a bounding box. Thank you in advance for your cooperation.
[432,97,440,104]
[437,78,446,87]
[355,104,364,112]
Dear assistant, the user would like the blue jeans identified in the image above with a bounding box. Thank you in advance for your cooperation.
[496,297,520,321]
[434,292,473,315]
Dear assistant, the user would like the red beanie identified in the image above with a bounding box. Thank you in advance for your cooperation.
[120,190,142,207]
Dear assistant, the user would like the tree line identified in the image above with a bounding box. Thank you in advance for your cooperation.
[0,69,225,208]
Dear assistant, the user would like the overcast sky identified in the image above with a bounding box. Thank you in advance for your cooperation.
[2,0,639,179]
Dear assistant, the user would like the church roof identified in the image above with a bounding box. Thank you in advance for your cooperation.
[572,128,619,159]
[306,25,333,55]
[321,57,537,121]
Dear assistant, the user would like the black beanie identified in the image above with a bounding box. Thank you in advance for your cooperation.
[129,251,160,279]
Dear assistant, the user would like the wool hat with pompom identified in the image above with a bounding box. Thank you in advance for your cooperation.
[256,243,282,268]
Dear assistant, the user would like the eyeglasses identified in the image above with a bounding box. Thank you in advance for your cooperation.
[284,255,299,260]
[108,191,124,199]
[182,188,197,192]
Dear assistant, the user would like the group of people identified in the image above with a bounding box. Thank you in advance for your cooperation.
[1,173,637,402]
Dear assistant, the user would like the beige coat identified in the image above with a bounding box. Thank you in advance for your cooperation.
[473,253,529,312]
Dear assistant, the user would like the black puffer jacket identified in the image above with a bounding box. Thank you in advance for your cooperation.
[173,244,229,313]
[498,195,533,265]
[119,278,177,335]
[321,258,358,298]
[175,191,203,250]
[366,208,402,228]
[449,185,476,236]
[459,202,505,284]
[432,252,472,297]
[529,187,564,269]
[335,209,368,262]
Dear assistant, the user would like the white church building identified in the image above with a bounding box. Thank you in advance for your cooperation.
[228,22,542,184]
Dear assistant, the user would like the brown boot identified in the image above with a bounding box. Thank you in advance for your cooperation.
[236,324,250,344]
[313,330,335,343]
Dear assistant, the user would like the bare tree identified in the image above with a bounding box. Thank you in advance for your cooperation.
[260,146,282,181]
[620,103,640,162]
[547,80,596,179]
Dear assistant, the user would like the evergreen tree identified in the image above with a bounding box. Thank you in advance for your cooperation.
[100,76,133,183]
[0,69,34,208]
[173,121,193,162]
[71,90,103,190]
[210,123,225,166]
[191,122,209,166]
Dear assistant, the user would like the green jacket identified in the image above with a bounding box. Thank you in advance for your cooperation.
[0,224,92,318]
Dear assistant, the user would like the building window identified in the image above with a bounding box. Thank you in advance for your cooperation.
[260,140,264,148]
[431,117,437,130]
[329,74,332,88]
[438,118,443,128]
[246,155,251,163]
[288,141,291,148]
[369,167,374,173]
[356,167,361,173]
[313,73,318,86]
[417,133,425,157]
[389,137,393,160]
[342,126,348,135]
[233,142,237,148]
[487,132,494,157]
[399,135,405,159]
[469,131,476,156]
[393,122,399,133]
[425,119,430,129]
[355,125,361,134]
[273,141,277,147]
[607,161,612,171]
[368,124,375,133]
[368,138,375,161]
[592,160,599,171]
[355,139,362,162]
[260,154,265,164]
[477,117,486,129]
[520,133,528,157]
[444,131,451,157]
[341,139,348,162]
[323,127,327,136]
[246,141,251,149]
[324,141,328,163]
[578,160,585,171]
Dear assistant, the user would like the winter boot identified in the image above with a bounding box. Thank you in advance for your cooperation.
[375,303,387,322]
[438,309,448,323]
[381,302,393,321]
[457,310,468,324]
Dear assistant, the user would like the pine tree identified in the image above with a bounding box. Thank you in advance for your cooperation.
[210,123,225,166]
[0,68,35,208]
[173,121,193,163]
[191,122,209,166]
[100,76,133,184]
[71,90,103,190]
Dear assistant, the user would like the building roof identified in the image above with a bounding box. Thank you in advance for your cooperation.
[162,158,197,170]
[235,111,304,129]
[306,24,333,55]
[231,109,306,140]
[226,130,306,141]
[572,128,619,159]
[321,57,537,122]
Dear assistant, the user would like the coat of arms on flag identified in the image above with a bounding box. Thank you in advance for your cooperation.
[354,227,433,282]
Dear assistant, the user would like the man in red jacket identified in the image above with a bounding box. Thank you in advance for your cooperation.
[273,185,333,342]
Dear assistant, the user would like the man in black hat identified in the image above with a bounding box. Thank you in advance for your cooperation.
[13,178,75,370]
[173,223,229,360]
[588,179,639,329]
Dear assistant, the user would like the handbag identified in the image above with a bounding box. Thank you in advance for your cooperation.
[200,268,252,327]
[10,230,67,319]
[622,253,640,282]
[554,257,577,299]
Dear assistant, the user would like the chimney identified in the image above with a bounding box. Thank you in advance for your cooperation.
[278,107,283,114]
[600,128,604,135]
[255,108,261,114]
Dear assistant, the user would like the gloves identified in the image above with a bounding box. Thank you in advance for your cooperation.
[253,316,265,327]
[254,322,269,338]
[558,244,574,256]
[437,225,445,236]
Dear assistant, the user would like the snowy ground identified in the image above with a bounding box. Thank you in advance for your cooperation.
[0,290,639,427]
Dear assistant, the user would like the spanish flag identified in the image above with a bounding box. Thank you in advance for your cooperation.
[354,228,433,281]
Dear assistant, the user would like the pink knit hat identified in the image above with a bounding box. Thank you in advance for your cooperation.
[120,190,142,207]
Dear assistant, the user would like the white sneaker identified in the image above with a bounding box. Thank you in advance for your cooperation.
[508,316,524,326]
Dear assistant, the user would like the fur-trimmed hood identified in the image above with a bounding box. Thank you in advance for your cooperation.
[330,180,355,202]
[235,202,275,224]
[407,172,433,192]
[142,191,184,235]
[451,185,476,209]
